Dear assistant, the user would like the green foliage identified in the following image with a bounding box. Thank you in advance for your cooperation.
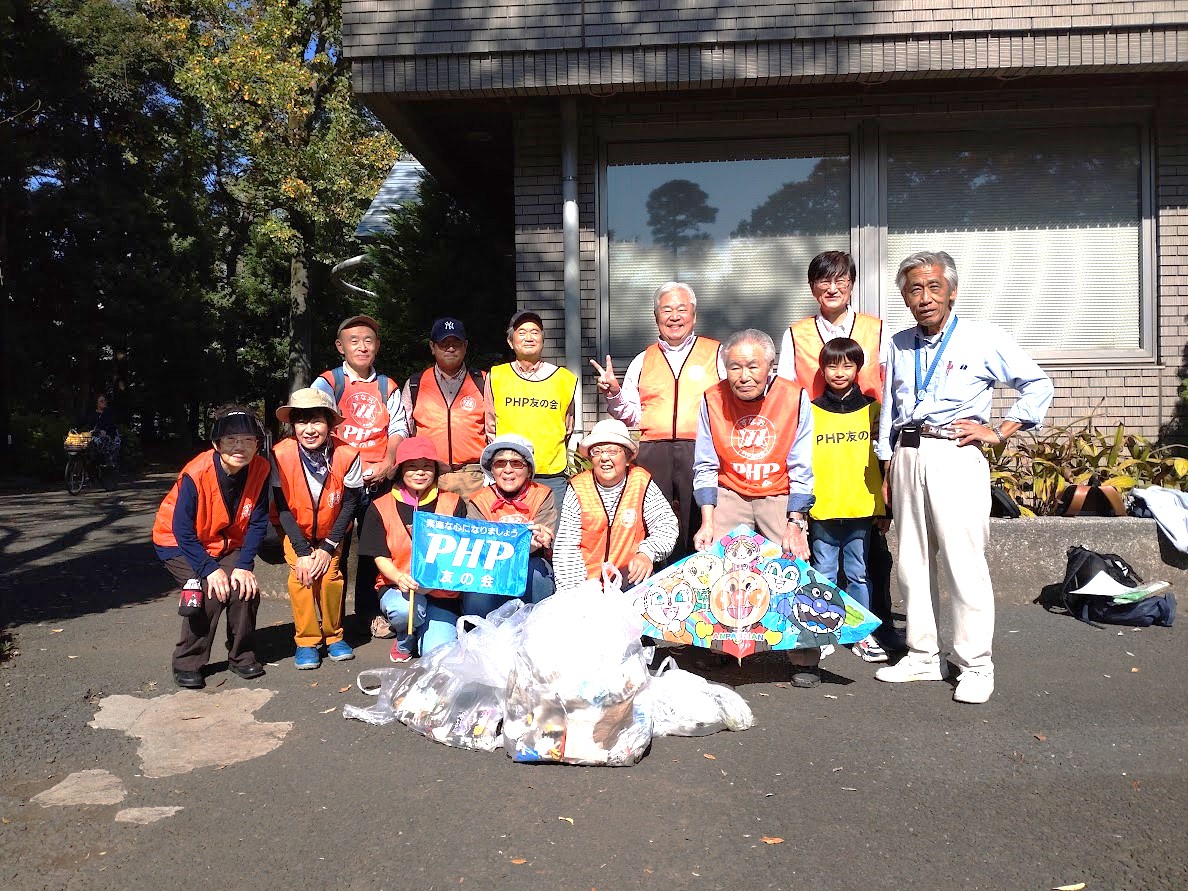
[989,409,1188,517]
[364,177,515,382]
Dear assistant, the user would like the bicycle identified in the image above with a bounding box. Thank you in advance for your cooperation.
[64,431,118,495]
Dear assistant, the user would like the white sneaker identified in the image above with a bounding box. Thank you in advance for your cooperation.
[819,644,835,659]
[953,668,995,704]
[875,657,949,683]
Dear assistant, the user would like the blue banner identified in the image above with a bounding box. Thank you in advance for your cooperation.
[411,512,531,597]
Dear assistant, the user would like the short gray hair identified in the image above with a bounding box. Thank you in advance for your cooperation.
[896,251,959,295]
[722,329,776,366]
[653,281,697,312]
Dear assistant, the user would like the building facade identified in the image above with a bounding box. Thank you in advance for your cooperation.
[343,1,1188,438]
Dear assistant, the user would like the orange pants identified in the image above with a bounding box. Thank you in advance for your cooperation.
[283,537,345,647]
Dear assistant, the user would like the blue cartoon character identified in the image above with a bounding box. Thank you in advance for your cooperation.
[761,558,801,595]
[791,582,847,644]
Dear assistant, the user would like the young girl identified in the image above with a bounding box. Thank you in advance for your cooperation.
[153,405,271,689]
[357,437,467,662]
[271,388,364,669]
[464,434,557,618]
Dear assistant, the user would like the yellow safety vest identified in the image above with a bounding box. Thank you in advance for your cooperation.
[809,402,886,520]
[489,363,577,475]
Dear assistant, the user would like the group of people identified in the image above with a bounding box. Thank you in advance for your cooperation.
[152,248,1053,705]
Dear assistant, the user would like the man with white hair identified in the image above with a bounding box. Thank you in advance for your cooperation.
[592,281,723,558]
[692,329,819,687]
[875,250,1053,704]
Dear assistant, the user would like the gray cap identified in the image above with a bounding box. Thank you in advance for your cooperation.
[480,434,536,477]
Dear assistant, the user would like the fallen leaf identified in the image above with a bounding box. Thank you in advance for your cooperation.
[1130,667,1139,673]
[1052,884,1086,891]
[310,682,318,687]
[511,858,527,865]
[703,754,717,760]
[51,629,63,633]
[68,655,79,659]
[559,817,574,824]
[321,707,336,714]
[761,836,783,844]
[339,686,351,693]
[1034,734,1047,742]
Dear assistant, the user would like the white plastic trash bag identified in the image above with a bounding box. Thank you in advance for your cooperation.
[635,657,755,737]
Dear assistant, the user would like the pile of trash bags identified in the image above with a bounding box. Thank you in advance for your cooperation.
[344,577,754,766]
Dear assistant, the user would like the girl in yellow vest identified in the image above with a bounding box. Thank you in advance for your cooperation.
[357,437,467,662]
[464,434,558,617]
[809,338,888,663]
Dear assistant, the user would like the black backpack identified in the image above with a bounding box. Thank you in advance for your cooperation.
[1060,545,1176,628]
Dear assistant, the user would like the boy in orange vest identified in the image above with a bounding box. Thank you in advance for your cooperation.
[271,388,365,669]
[153,405,271,690]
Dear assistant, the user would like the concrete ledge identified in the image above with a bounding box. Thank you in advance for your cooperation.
[888,517,1188,606]
[254,518,1188,607]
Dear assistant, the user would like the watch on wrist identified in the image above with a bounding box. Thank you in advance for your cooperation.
[787,515,808,532]
[993,424,1009,444]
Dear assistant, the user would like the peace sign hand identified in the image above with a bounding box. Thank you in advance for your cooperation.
[589,355,621,399]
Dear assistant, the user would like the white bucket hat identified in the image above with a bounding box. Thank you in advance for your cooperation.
[276,388,343,425]
[579,418,638,459]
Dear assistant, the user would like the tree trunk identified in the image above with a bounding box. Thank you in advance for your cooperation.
[288,247,312,394]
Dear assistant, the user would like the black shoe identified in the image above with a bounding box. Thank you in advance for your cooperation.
[790,665,821,688]
[173,669,205,690]
[228,662,265,680]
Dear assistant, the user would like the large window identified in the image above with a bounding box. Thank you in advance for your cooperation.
[883,125,1144,355]
[605,137,851,363]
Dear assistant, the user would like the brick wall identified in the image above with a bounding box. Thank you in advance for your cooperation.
[513,85,1188,439]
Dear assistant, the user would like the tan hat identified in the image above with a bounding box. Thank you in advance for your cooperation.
[579,418,638,458]
[276,388,343,425]
[336,314,380,336]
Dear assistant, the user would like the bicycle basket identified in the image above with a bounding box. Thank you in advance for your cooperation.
[64,430,92,453]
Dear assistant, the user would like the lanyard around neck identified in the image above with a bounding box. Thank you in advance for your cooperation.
[914,316,957,405]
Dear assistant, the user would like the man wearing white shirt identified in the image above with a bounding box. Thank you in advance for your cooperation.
[874,250,1053,704]
[592,282,723,557]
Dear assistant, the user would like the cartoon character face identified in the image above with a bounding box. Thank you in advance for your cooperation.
[709,569,771,629]
[642,578,697,631]
[722,535,761,569]
[761,558,801,594]
[683,553,723,590]
[792,583,847,634]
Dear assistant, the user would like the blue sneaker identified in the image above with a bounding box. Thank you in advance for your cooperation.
[326,640,355,662]
[294,646,321,670]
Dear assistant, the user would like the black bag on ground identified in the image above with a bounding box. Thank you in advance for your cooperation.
[990,484,1021,518]
[1060,545,1176,627]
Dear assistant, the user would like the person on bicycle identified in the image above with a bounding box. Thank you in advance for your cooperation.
[82,393,120,466]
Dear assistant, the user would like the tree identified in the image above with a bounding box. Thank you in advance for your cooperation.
[646,179,717,254]
[731,158,849,238]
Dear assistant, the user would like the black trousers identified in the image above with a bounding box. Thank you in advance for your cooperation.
[344,481,388,620]
[166,552,259,672]
[635,439,698,563]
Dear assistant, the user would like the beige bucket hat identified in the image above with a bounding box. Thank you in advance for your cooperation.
[275,388,343,425]
[579,418,638,458]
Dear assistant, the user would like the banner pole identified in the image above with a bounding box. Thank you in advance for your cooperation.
[407,589,415,636]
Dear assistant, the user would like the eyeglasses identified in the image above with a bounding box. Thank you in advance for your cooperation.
[220,436,256,447]
[812,277,852,288]
[492,459,528,470]
[588,446,626,459]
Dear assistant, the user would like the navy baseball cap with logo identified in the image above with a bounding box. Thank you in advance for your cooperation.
[430,317,467,342]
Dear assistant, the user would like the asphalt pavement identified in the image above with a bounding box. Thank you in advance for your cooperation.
[1,476,1185,891]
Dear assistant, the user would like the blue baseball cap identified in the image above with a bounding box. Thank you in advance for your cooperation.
[430,317,467,342]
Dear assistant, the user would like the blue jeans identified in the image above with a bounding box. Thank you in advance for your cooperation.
[810,518,873,611]
[461,555,555,620]
[379,586,459,657]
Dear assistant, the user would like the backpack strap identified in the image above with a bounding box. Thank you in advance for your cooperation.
[1099,485,1125,517]
[1062,484,1090,517]
[330,366,346,405]
[468,368,485,396]
[408,373,421,411]
[377,373,393,403]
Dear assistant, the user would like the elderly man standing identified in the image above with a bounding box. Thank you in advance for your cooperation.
[875,251,1053,704]
[485,310,577,512]
[401,317,487,498]
[592,282,722,559]
[692,329,819,687]
[776,250,883,399]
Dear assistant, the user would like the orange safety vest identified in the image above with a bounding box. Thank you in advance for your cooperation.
[704,377,803,498]
[318,369,391,463]
[371,490,462,597]
[789,313,883,401]
[569,466,652,580]
[270,438,359,542]
[410,367,486,466]
[637,336,721,442]
[469,482,552,523]
[153,450,271,557]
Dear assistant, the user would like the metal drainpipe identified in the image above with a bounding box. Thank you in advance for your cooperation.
[561,97,583,438]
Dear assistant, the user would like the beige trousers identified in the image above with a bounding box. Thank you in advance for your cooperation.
[890,437,994,671]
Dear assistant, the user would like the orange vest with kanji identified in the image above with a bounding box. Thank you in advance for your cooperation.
[638,336,721,442]
[569,466,652,579]
[469,482,552,524]
[153,450,271,557]
[372,490,462,597]
[410,367,486,466]
[319,369,391,463]
[704,377,803,498]
[270,438,358,542]
[789,313,883,401]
